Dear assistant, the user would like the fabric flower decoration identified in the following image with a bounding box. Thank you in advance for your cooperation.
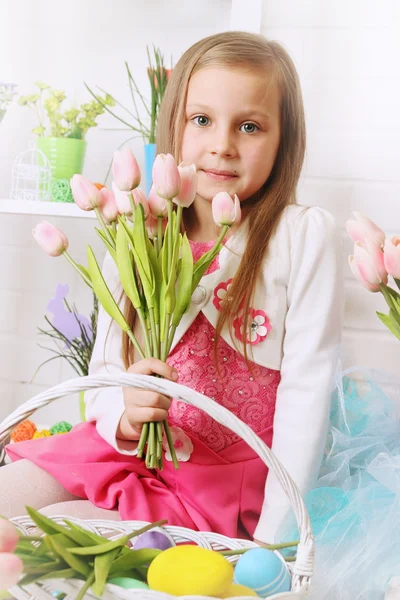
[233,308,272,345]
[213,278,234,311]
[163,426,193,462]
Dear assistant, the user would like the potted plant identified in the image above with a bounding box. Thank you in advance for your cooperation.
[85,46,171,194]
[0,81,17,123]
[18,82,114,188]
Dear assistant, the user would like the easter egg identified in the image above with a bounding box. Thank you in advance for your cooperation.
[133,529,175,551]
[107,577,149,590]
[147,544,234,597]
[234,547,291,597]
[221,582,259,597]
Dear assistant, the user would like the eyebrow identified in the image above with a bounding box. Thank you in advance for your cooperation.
[186,103,271,120]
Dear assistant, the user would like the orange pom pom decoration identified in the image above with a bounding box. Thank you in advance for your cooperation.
[33,430,52,439]
[10,420,37,443]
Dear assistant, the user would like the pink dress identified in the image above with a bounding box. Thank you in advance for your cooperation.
[7,240,281,540]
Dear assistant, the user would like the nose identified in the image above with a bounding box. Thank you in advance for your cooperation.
[209,126,238,159]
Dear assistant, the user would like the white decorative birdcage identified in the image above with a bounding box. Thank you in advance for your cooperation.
[10,143,52,202]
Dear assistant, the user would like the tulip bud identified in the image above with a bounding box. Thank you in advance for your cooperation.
[0,554,23,589]
[349,241,387,292]
[212,192,241,227]
[148,185,168,218]
[384,237,400,280]
[345,212,385,247]
[99,187,119,224]
[70,175,104,211]
[174,163,197,208]
[112,147,141,192]
[32,221,69,257]
[146,214,159,240]
[131,188,150,220]
[0,519,19,553]
[112,181,132,216]
[152,153,181,199]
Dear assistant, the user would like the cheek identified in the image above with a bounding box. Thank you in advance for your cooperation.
[181,126,200,163]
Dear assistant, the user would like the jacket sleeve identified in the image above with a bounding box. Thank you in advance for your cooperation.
[84,252,139,455]
[253,207,344,543]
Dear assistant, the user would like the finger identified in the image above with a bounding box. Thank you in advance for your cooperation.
[127,358,179,381]
[126,406,169,424]
[125,390,172,410]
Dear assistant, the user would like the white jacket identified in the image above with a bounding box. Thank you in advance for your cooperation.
[85,203,344,542]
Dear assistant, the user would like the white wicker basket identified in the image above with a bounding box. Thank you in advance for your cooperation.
[0,374,315,599]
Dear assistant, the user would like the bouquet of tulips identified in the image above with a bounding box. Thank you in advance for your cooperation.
[346,212,400,340]
[32,149,241,469]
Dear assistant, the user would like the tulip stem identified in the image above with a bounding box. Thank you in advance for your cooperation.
[157,216,163,255]
[128,191,137,219]
[380,283,396,312]
[137,307,152,358]
[126,329,146,360]
[175,205,183,241]
[63,251,93,289]
[94,208,115,249]
[148,308,159,359]
[167,199,173,272]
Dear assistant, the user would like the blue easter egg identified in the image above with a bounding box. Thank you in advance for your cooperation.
[234,547,291,598]
[133,529,175,551]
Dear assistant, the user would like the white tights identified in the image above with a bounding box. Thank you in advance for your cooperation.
[0,459,121,521]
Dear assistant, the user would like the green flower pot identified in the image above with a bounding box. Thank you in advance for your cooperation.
[36,136,86,183]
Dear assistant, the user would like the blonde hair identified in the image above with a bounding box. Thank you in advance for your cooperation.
[123,31,306,369]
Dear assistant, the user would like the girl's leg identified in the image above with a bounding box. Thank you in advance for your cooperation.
[0,459,80,518]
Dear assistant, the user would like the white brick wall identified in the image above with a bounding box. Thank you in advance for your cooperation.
[261,0,400,381]
[1,0,400,427]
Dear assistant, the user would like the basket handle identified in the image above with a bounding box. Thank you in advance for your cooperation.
[0,373,314,590]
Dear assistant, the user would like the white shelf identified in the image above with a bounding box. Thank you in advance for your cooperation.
[0,199,95,219]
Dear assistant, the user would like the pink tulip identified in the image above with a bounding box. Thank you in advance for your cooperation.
[112,147,141,192]
[70,175,103,211]
[99,187,119,224]
[349,241,388,292]
[384,236,400,279]
[152,153,181,199]
[212,192,241,227]
[146,214,159,240]
[131,188,150,220]
[345,212,385,247]
[174,163,197,208]
[0,519,19,553]
[0,553,23,589]
[32,221,69,257]
[112,181,132,216]
[148,185,168,218]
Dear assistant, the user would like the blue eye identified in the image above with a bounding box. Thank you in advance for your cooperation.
[193,115,210,127]
[240,122,259,133]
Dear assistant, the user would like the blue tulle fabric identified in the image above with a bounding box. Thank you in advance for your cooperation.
[279,367,400,599]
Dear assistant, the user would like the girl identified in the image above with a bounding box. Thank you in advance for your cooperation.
[0,31,343,546]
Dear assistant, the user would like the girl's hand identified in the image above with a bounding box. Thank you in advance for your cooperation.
[117,358,179,443]
[0,519,24,588]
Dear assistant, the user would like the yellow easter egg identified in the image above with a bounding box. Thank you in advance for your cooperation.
[221,583,258,598]
[147,544,234,596]
[221,582,259,597]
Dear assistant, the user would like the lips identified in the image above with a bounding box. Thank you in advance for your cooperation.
[202,168,238,181]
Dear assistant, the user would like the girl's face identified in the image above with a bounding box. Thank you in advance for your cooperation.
[181,66,281,204]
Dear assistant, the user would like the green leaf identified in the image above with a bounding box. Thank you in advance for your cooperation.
[116,224,141,308]
[146,235,162,323]
[192,243,223,292]
[132,204,155,296]
[377,311,400,341]
[95,227,117,261]
[87,246,131,332]
[26,506,64,536]
[46,535,92,576]
[108,548,160,575]
[164,234,181,315]
[92,547,121,597]
[172,233,194,327]
[63,520,110,546]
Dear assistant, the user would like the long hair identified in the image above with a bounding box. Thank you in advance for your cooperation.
[122,31,306,369]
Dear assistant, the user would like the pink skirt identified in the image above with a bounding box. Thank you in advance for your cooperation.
[6,422,273,540]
